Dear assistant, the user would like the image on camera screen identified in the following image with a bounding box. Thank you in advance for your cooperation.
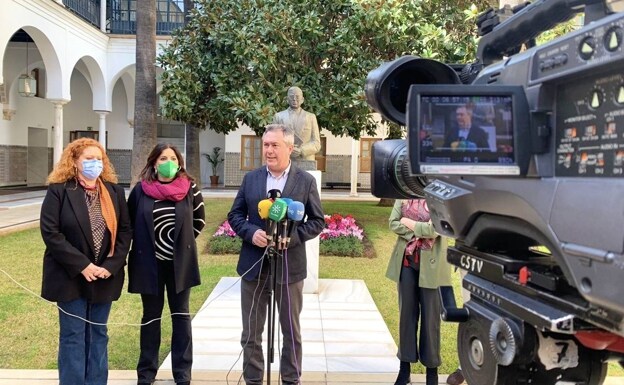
[416,94,518,174]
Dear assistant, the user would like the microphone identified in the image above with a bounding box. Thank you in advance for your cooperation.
[267,189,282,201]
[267,198,288,246]
[277,198,293,248]
[282,201,305,249]
[257,199,274,245]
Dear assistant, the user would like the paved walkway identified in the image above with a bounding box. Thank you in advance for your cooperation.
[0,369,435,385]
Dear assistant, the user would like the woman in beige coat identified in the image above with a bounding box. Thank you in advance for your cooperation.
[386,199,452,385]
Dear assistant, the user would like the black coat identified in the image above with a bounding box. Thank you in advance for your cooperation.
[227,165,325,283]
[127,182,205,295]
[40,181,132,303]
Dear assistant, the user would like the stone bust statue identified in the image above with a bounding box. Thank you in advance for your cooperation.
[272,86,321,161]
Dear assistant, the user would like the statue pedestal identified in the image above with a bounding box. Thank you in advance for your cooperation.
[303,170,321,294]
[292,159,317,171]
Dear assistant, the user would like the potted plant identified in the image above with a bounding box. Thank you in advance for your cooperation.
[203,147,224,186]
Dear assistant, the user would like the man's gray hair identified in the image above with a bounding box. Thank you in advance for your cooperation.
[264,124,295,146]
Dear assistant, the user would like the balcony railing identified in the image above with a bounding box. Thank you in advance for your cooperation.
[109,0,185,35]
[63,0,100,28]
[62,0,185,36]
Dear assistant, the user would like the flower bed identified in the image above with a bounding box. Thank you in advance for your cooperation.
[209,214,366,257]
[319,214,365,257]
[208,220,242,254]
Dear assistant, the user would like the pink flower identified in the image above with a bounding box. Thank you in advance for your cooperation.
[213,220,237,237]
[320,214,364,241]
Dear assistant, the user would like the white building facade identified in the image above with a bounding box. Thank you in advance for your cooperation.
[0,0,384,189]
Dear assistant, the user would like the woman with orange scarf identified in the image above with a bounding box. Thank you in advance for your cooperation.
[40,138,132,385]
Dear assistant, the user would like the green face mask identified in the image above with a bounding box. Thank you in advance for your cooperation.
[157,160,179,179]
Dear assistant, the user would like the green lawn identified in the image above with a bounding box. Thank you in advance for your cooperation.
[0,198,622,377]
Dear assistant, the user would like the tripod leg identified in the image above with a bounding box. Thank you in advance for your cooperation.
[266,248,278,385]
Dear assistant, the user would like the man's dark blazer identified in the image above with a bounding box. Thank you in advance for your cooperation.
[40,180,132,303]
[127,182,205,295]
[227,165,325,284]
[443,124,490,149]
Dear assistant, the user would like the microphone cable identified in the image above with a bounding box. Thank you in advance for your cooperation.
[0,248,269,328]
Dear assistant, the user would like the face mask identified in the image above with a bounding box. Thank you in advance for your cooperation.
[157,160,179,179]
[81,159,103,180]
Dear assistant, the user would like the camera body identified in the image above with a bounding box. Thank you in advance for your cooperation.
[367,1,624,383]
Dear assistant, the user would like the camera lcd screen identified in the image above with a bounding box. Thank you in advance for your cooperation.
[407,85,529,176]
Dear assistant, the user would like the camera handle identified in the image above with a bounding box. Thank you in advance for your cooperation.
[477,0,608,65]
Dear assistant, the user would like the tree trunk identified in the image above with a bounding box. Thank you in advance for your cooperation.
[183,0,201,186]
[131,0,157,187]
[185,123,201,183]
[377,198,395,207]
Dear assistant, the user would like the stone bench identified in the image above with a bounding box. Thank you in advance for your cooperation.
[325,182,360,189]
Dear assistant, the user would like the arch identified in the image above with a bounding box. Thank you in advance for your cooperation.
[1,26,64,101]
[20,26,65,101]
[110,64,136,125]
[71,55,108,111]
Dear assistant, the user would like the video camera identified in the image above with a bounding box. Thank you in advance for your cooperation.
[366,1,624,384]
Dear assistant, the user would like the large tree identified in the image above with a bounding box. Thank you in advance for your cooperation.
[131,0,157,186]
[158,0,494,139]
[182,0,202,184]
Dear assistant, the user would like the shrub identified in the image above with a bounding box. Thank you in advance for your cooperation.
[319,236,364,257]
[209,235,242,254]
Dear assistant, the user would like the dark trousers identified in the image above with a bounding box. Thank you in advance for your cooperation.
[240,269,304,385]
[397,265,441,368]
[137,261,192,384]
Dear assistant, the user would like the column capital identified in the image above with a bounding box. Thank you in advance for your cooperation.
[94,110,111,115]
[48,99,70,107]
[3,109,16,121]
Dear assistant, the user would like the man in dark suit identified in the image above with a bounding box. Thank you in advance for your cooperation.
[443,105,490,150]
[228,124,325,385]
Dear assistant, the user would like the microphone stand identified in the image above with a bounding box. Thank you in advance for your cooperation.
[265,226,281,385]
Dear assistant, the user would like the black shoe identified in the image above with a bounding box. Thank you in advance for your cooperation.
[446,368,465,385]
[394,375,411,385]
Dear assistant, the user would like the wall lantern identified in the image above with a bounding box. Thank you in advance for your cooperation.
[18,40,36,98]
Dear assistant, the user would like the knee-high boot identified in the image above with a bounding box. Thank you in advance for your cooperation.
[394,361,411,385]
[426,366,439,385]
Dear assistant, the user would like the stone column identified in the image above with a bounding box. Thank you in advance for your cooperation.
[100,0,107,32]
[303,170,322,294]
[96,110,109,149]
[350,138,359,197]
[51,100,68,166]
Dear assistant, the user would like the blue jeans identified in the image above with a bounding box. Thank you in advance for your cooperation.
[58,298,112,385]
